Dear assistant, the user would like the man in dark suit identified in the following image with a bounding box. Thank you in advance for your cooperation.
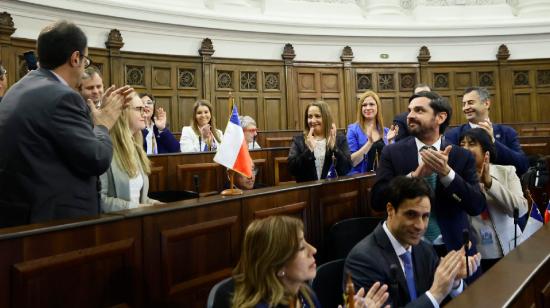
[346,176,481,307]
[444,87,528,175]
[393,84,431,142]
[0,21,130,227]
[372,91,486,254]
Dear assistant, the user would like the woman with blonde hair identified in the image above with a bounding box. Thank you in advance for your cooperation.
[347,91,397,174]
[180,99,223,152]
[232,215,389,308]
[100,92,160,212]
[288,100,352,182]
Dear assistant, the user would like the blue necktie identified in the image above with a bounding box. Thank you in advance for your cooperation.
[400,251,417,300]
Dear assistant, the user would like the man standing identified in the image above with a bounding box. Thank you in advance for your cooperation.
[346,176,480,307]
[372,91,486,254]
[80,66,105,107]
[445,87,528,175]
[0,21,129,227]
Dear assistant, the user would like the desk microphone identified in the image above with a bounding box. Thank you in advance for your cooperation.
[463,229,470,277]
[390,264,399,307]
[193,175,200,199]
[513,207,519,248]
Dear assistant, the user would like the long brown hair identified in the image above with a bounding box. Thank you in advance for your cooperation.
[357,90,384,137]
[303,100,333,140]
[232,216,316,308]
[191,99,222,144]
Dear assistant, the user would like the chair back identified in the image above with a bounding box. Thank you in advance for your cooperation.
[311,258,345,308]
[207,277,234,308]
[328,217,382,260]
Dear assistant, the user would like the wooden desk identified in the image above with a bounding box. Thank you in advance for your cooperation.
[0,173,378,308]
[446,225,550,308]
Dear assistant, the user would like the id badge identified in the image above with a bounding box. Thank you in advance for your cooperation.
[479,226,494,245]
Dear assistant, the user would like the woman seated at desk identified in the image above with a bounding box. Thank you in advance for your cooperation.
[140,93,180,154]
[100,92,161,212]
[288,100,352,182]
[230,215,389,308]
[180,99,223,152]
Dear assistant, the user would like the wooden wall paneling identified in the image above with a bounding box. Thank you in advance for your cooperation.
[141,201,241,307]
[249,149,270,186]
[9,38,36,83]
[353,65,419,128]
[177,95,199,133]
[6,217,143,308]
[0,238,22,307]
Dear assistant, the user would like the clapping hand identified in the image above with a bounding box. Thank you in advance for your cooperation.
[387,124,399,143]
[479,151,492,189]
[328,123,337,150]
[478,119,495,143]
[200,124,212,141]
[305,127,316,152]
[420,145,452,176]
[154,107,167,131]
[338,282,390,308]
[88,85,134,130]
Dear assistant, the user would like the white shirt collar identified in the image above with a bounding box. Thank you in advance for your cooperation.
[414,136,442,153]
[50,70,69,87]
[382,221,411,257]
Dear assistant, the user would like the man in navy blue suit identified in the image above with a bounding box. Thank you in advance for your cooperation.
[444,87,528,175]
[372,91,486,255]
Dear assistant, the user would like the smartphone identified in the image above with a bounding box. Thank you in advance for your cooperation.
[23,51,38,71]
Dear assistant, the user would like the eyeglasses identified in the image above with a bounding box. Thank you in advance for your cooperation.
[243,128,257,133]
[145,100,155,106]
[132,106,145,115]
[81,54,92,69]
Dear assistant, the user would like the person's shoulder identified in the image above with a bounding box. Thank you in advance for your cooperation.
[181,126,193,133]
[347,122,359,130]
[348,232,377,259]
[491,163,516,175]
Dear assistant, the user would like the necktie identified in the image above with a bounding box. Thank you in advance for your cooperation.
[400,251,417,300]
[421,145,441,242]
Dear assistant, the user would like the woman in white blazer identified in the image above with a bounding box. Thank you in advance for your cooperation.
[459,128,528,271]
[180,100,223,152]
[100,92,160,213]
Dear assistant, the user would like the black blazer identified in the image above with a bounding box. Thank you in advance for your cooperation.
[0,68,112,227]
[344,223,439,308]
[288,133,352,182]
[371,136,486,252]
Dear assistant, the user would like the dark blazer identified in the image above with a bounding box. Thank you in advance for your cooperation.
[141,125,180,154]
[0,68,112,227]
[288,133,352,182]
[344,224,439,308]
[445,123,528,175]
[393,111,410,142]
[371,136,486,251]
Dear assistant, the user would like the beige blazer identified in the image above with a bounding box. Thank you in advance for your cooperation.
[99,159,158,213]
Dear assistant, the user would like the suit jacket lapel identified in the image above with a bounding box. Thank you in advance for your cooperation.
[111,161,131,200]
[373,225,411,300]
[403,137,419,173]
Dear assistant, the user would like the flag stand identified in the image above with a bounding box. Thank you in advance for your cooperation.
[221,170,243,196]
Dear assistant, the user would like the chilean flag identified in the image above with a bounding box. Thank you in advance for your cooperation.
[545,201,550,224]
[522,203,544,240]
[214,105,253,178]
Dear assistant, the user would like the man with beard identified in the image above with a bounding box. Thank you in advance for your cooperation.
[444,87,528,176]
[371,91,486,256]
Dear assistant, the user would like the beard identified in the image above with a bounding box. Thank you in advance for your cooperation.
[407,118,436,139]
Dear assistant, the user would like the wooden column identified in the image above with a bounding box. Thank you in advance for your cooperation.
[105,29,124,87]
[496,44,512,122]
[417,45,431,83]
[341,46,355,126]
[199,38,215,101]
[0,12,16,88]
[282,43,296,129]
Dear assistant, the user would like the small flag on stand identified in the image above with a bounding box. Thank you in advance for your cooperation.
[522,203,544,240]
[327,154,338,179]
[214,105,253,179]
[545,201,550,224]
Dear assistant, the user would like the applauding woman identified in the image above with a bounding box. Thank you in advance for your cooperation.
[288,101,352,182]
[180,100,223,152]
[100,92,161,212]
[459,128,528,271]
[140,93,180,154]
[232,216,389,308]
[347,91,398,173]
